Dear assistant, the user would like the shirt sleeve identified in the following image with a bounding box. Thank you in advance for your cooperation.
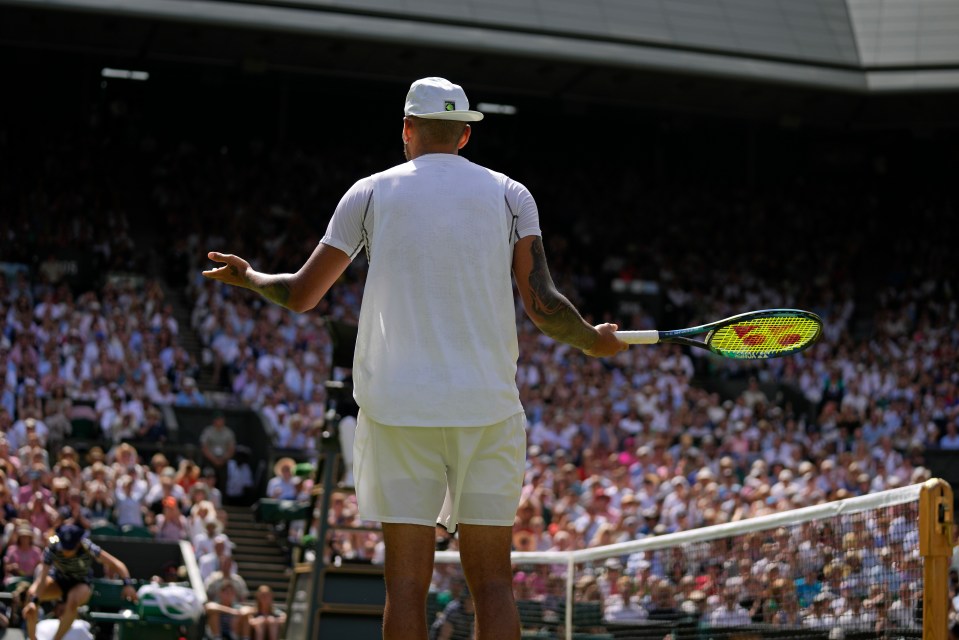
[321,176,375,259]
[505,178,541,239]
[84,538,102,558]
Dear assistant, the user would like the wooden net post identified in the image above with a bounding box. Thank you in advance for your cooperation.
[920,478,955,640]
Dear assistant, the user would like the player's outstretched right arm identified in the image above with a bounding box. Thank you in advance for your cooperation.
[202,243,351,313]
[512,235,626,358]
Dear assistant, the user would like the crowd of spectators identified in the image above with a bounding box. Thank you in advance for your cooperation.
[0,143,264,635]
[3,96,957,638]
[159,137,955,640]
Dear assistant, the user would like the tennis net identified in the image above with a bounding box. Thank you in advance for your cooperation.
[432,479,954,640]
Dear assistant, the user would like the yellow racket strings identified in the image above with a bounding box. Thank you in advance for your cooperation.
[709,315,821,356]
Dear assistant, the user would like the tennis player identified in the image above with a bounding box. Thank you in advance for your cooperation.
[203,76,627,639]
[23,523,137,640]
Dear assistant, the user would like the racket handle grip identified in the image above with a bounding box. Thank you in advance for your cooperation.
[614,330,659,345]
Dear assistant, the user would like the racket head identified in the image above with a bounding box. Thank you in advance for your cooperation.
[704,309,823,359]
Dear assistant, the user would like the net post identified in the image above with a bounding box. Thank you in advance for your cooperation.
[565,554,574,640]
[920,478,955,640]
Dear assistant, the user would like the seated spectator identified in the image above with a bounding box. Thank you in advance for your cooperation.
[85,481,115,525]
[226,447,255,506]
[709,581,752,627]
[17,465,51,508]
[646,580,682,622]
[175,459,201,495]
[197,467,224,509]
[51,477,72,511]
[111,411,140,444]
[200,538,241,585]
[42,383,72,453]
[11,415,48,455]
[604,575,648,622]
[57,489,92,531]
[145,453,171,486]
[193,517,222,559]
[205,559,247,603]
[0,485,19,533]
[61,463,84,494]
[245,585,286,640]
[0,435,20,477]
[15,381,43,427]
[204,578,248,640]
[430,585,475,640]
[803,592,837,628]
[3,521,41,584]
[146,472,185,515]
[187,500,217,543]
[110,443,143,478]
[151,378,177,405]
[19,437,49,474]
[175,377,207,407]
[940,421,959,450]
[80,448,107,483]
[114,476,147,529]
[265,458,298,500]
[25,493,60,537]
[153,496,188,541]
[137,406,168,443]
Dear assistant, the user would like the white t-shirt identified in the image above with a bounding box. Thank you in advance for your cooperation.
[321,153,540,426]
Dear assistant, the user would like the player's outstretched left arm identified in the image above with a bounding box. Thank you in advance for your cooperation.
[513,235,626,358]
[202,243,352,313]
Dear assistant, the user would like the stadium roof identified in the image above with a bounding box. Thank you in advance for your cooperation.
[2,0,959,119]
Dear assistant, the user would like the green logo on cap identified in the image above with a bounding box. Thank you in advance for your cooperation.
[444,101,455,111]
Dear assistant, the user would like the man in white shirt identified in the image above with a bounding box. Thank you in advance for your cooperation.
[202,77,626,640]
[198,535,238,583]
[709,582,752,627]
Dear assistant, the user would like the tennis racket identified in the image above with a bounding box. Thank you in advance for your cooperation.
[615,309,822,359]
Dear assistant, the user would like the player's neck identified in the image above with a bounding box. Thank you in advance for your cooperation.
[409,146,459,159]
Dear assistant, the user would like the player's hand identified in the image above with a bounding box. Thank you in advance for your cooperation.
[202,252,251,288]
[583,323,629,358]
[122,585,138,603]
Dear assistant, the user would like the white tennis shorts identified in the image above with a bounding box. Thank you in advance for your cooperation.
[353,411,527,533]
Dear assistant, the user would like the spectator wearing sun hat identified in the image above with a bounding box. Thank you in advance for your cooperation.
[266,458,298,500]
[3,521,42,584]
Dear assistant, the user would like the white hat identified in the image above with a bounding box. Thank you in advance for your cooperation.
[404,77,484,122]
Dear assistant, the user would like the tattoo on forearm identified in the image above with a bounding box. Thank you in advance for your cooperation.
[259,280,292,307]
[527,238,596,350]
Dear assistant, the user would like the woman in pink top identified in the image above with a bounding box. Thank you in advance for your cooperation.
[25,494,60,536]
[4,522,42,584]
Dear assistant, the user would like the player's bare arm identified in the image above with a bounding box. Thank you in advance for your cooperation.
[513,235,626,357]
[202,243,352,313]
[25,563,50,602]
[98,550,138,602]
